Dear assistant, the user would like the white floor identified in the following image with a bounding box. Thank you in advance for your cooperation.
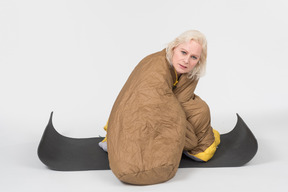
[1,111,287,192]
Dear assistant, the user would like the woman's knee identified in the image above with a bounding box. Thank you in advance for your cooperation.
[194,96,211,119]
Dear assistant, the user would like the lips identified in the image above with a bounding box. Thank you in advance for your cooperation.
[179,64,187,69]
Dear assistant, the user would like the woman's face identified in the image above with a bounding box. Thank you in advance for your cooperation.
[172,40,202,75]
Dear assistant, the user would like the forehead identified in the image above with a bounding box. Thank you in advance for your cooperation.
[176,40,202,55]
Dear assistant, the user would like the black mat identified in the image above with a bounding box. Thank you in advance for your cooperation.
[37,112,258,171]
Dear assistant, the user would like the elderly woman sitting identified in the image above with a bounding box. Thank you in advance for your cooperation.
[99,30,220,185]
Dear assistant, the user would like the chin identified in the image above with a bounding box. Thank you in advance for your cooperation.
[177,69,187,74]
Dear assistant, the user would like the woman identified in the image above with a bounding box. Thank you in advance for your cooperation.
[99,30,220,185]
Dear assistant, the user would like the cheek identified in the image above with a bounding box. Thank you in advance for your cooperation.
[172,52,178,61]
[172,53,179,64]
[189,61,198,69]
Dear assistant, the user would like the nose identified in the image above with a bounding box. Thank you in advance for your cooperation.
[184,56,189,64]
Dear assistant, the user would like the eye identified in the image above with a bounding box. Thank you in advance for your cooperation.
[181,51,187,55]
[191,56,198,60]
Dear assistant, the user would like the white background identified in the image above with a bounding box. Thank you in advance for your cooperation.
[1,0,288,191]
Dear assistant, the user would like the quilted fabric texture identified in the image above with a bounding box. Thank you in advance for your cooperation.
[107,49,217,185]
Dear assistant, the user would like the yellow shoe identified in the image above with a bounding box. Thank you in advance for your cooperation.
[184,129,221,162]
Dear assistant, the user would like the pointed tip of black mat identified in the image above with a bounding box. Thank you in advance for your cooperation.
[48,111,54,125]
